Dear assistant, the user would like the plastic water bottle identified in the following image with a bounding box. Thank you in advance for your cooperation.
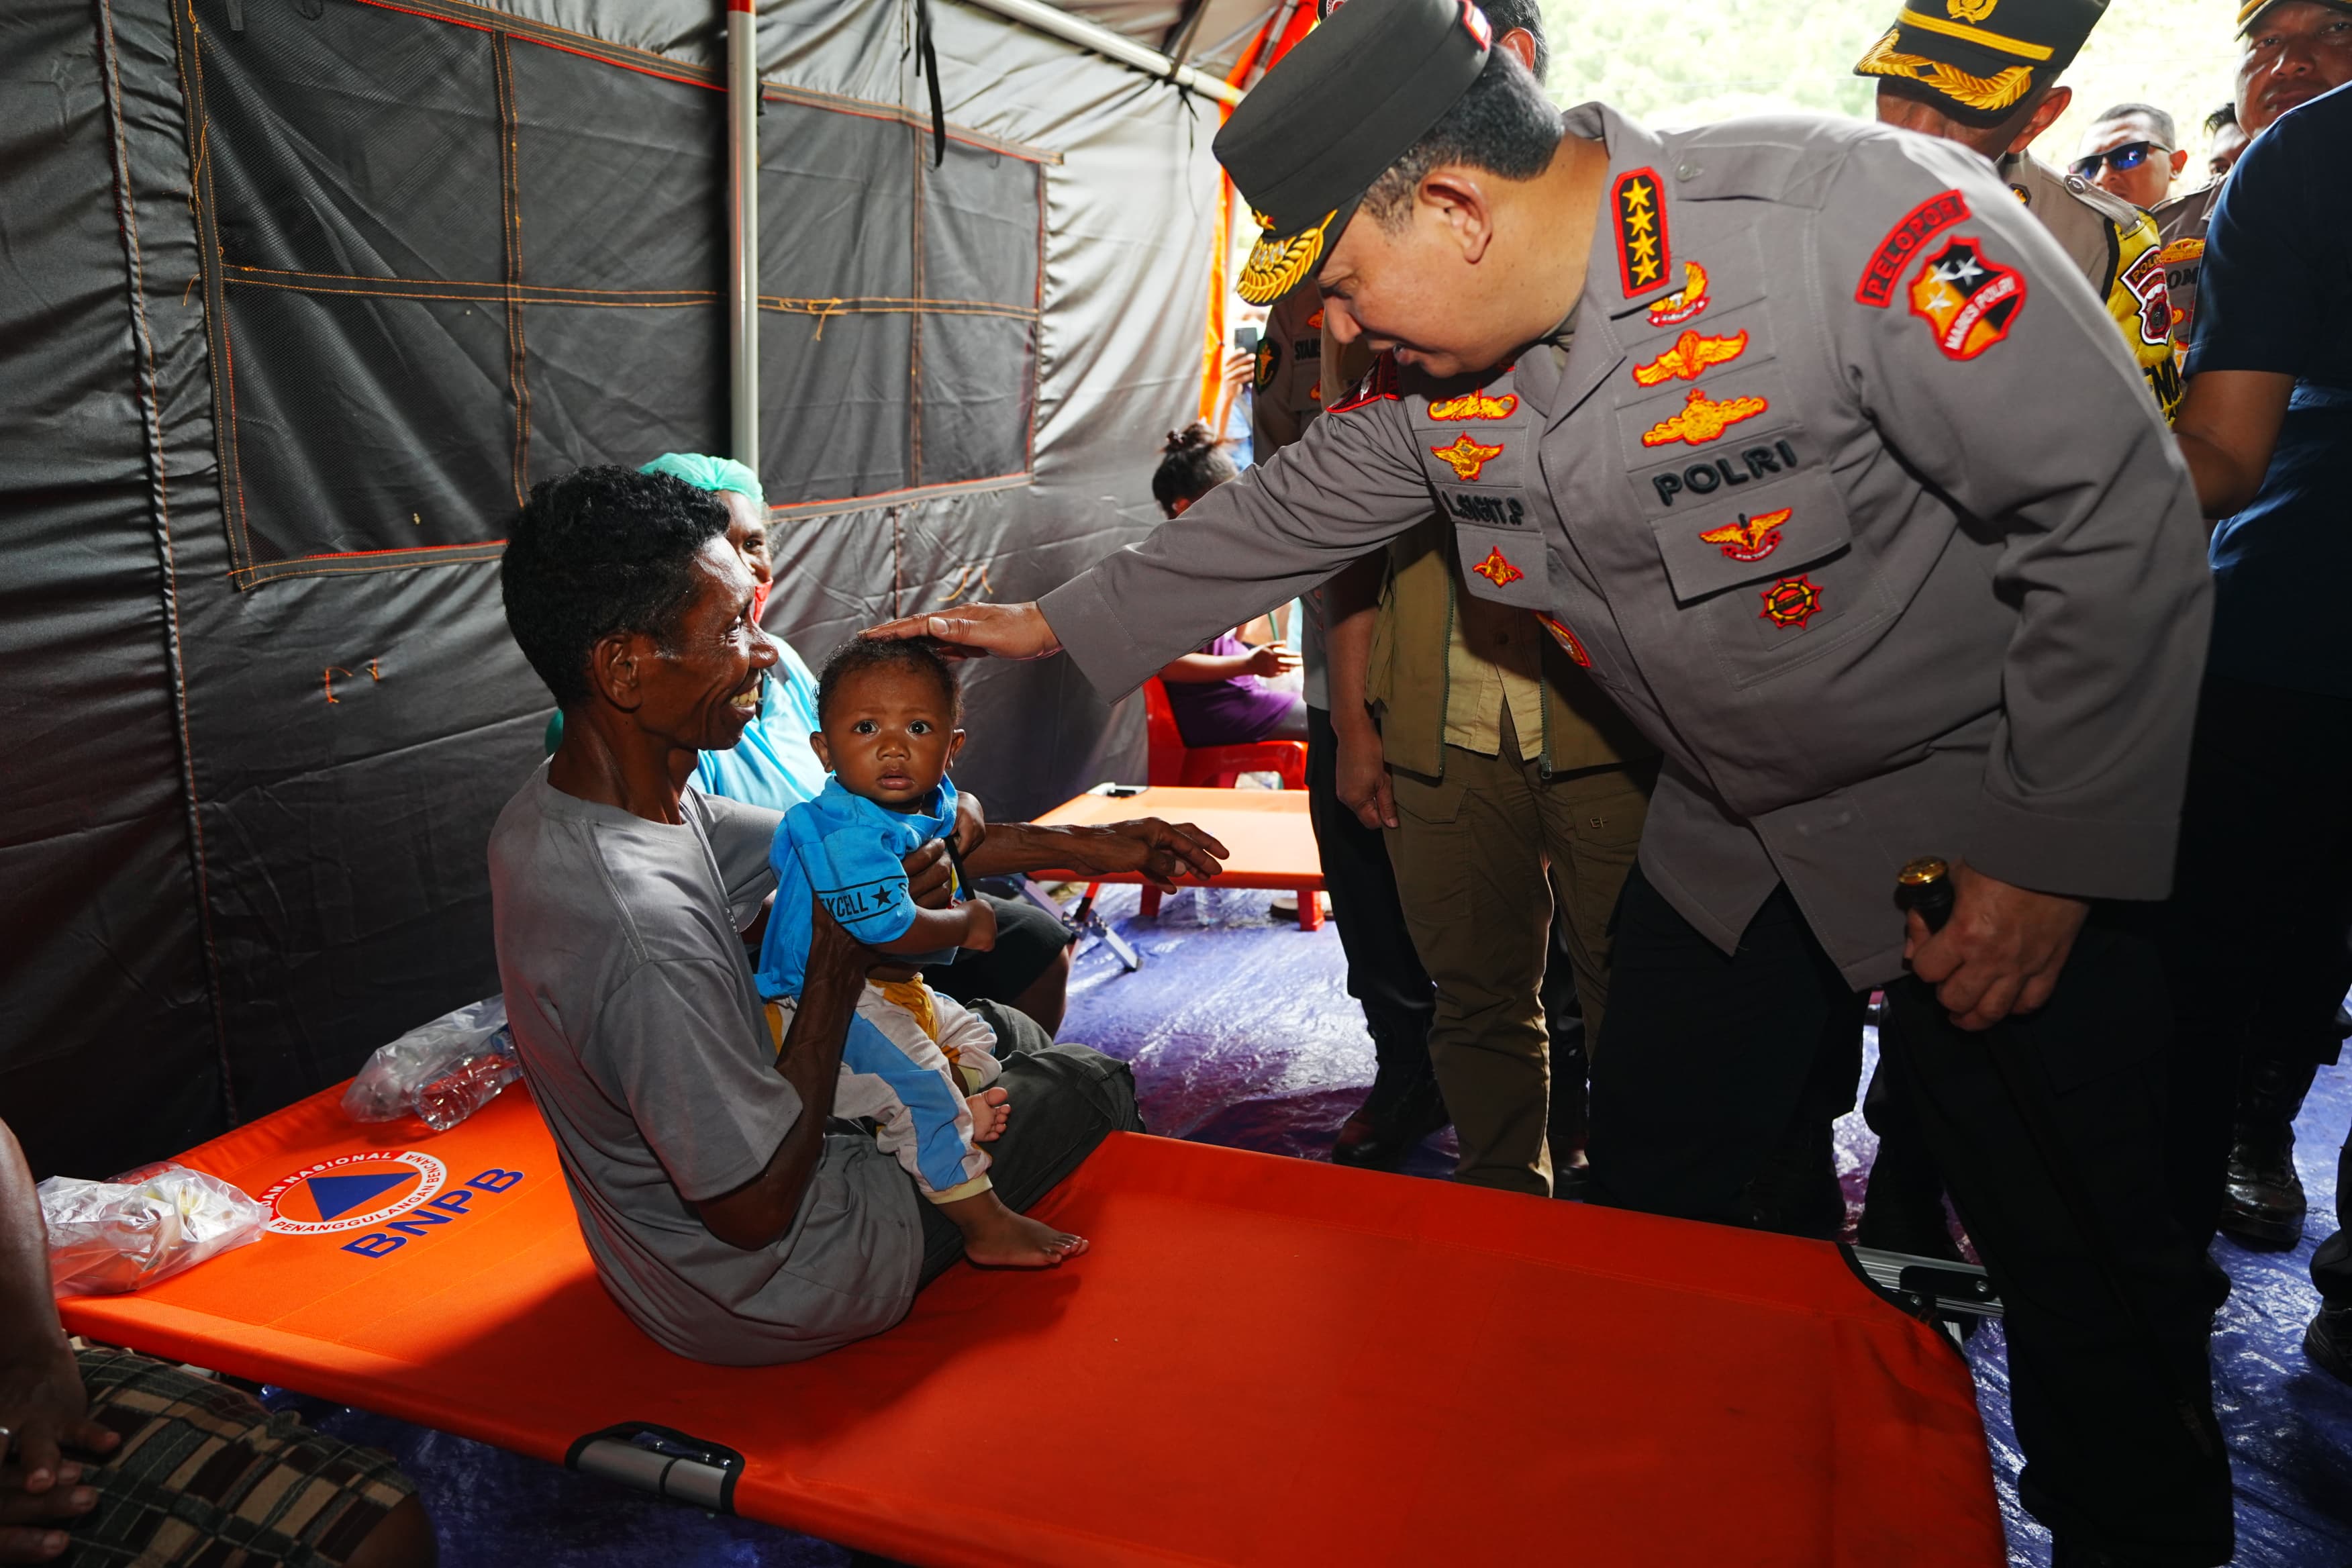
[411,1026,522,1131]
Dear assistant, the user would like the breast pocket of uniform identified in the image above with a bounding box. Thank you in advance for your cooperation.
[1639,465,1894,689]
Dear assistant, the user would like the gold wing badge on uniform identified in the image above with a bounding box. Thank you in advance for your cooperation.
[1853,26,2033,115]
[1647,262,1711,326]
[1427,391,1519,420]
[1238,209,1339,307]
[1430,434,1506,481]
[1632,329,1749,387]
[1640,388,1769,448]
[1698,507,1792,562]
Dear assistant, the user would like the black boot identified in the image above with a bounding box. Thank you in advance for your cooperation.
[2220,1052,2319,1249]
[2304,1304,2352,1385]
[1331,1064,1450,1171]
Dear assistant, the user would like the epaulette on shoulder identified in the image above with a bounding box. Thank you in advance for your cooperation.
[1326,352,1400,414]
[2056,167,2145,233]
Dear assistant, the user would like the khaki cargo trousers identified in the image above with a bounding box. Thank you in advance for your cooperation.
[1383,716,1654,1196]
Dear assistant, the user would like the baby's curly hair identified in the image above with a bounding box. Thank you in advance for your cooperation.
[816,636,963,724]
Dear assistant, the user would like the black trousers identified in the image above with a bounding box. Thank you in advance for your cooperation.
[2161,675,2352,1249]
[916,1002,1143,1283]
[1588,867,2233,1565]
[1304,705,1437,1084]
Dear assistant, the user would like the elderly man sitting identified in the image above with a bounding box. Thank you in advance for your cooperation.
[489,466,1214,1362]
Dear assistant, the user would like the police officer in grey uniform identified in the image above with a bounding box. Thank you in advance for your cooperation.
[872,0,2230,1555]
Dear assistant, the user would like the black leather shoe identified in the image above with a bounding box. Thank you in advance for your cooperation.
[2306,1304,2352,1386]
[1331,1073,1449,1171]
[2219,1055,2318,1248]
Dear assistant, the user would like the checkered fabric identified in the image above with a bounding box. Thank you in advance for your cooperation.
[61,1347,414,1567]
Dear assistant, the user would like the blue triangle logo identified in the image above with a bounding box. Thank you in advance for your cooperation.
[306,1171,416,1222]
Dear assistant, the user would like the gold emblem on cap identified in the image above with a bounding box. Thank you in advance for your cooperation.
[1947,0,1997,21]
[1855,26,2034,113]
[1239,209,1338,306]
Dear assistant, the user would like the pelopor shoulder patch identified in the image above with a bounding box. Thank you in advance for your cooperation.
[1908,236,2026,361]
[1614,168,1671,297]
[1858,191,1971,308]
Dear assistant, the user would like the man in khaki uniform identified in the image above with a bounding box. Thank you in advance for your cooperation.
[1863,0,2184,421]
[1294,0,1657,1198]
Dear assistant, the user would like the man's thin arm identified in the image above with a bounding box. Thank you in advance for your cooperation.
[696,904,864,1252]
[963,818,1229,890]
[2174,369,2296,520]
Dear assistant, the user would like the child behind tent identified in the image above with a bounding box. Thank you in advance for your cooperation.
[753,637,1087,1269]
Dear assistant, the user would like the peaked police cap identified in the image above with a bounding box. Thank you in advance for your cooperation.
[1854,0,2108,128]
[2237,0,2352,33]
[1214,0,1492,305]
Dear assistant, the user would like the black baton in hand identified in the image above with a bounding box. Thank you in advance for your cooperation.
[1895,857,2218,1458]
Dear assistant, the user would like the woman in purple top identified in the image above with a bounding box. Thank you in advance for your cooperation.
[1149,425,1306,746]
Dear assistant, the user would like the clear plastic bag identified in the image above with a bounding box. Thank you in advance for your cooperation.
[342,995,520,1129]
[40,1165,267,1297]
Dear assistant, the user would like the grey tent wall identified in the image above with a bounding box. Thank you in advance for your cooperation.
[0,0,226,1178]
[0,0,1219,1175]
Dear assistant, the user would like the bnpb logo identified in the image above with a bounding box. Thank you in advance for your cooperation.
[256,1151,527,1259]
[260,1151,446,1236]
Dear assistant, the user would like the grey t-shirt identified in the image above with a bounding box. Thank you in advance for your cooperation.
[487,769,922,1364]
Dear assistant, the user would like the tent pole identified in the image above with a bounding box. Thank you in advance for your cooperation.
[957,0,1243,105]
[728,0,760,470]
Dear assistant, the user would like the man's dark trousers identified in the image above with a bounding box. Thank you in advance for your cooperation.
[1304,705,1438,1091]
[1588,867,2233,1566]
[2162,675,2352,1248]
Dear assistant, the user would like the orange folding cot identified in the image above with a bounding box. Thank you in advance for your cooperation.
[60,1084,2006,1567]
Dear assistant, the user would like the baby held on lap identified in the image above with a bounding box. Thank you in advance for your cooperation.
[753,636,1087,1268]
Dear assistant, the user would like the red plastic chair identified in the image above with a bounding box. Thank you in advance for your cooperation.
[1142,677,1308,790]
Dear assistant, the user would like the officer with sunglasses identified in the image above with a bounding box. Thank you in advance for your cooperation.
[2071,105,2189,210]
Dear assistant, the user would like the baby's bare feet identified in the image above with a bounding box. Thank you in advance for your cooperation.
[967,1087,1010,1142]
[940,1191,1087,1269]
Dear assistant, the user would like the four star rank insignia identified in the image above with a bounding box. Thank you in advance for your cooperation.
[1614,168,1671,297]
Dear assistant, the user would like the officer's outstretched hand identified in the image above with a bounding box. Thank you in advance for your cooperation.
[1903,863,2089,1032]
[862,603,1061,661]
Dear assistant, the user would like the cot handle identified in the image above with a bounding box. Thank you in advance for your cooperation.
[567,1422,744,1513]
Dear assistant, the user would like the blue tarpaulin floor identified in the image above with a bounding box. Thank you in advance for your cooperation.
[265,883,2352,1565]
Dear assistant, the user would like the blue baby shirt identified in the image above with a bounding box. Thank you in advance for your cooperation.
[755,775,961,999]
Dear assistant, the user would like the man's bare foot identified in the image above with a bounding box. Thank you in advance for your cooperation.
[936,1189,1087,1268]
[967,1087,1010,1142]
